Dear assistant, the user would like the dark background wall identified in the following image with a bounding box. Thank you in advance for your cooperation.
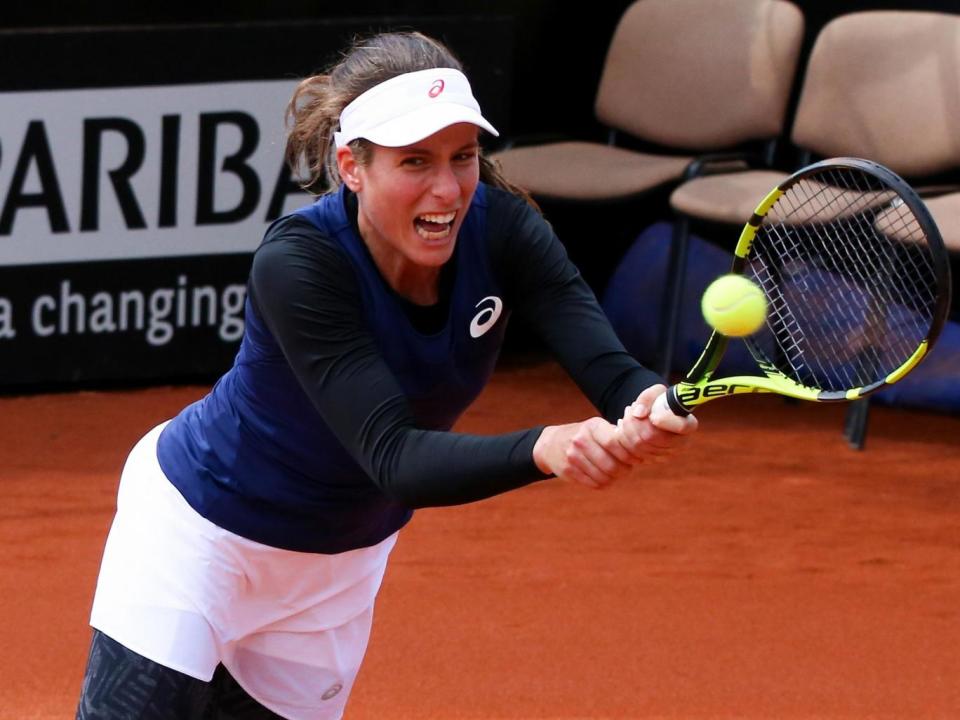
[7,0,959,142]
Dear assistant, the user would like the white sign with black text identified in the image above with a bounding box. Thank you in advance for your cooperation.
[0,80,313,265]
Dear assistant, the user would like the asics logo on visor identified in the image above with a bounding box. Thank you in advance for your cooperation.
[428,79,445,98]
[470,296,503,338]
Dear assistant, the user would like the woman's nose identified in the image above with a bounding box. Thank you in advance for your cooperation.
[430,164,461,201]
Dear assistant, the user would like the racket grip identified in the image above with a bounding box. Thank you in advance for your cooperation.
[650,385,692,425]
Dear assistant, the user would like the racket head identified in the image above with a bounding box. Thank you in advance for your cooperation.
[685,157,951,405]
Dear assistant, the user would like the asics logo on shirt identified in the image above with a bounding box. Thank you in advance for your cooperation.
[470,296,503,338]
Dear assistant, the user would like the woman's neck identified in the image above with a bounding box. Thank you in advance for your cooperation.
[362,228,442,306]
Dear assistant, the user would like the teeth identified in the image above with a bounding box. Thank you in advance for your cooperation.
[418,212,456,223]
[416,225,451,240]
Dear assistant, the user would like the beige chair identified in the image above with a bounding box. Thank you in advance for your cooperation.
[662,9,960,447]
[491,0,805,287]
[921,195,960,256]
[916,191,960,388]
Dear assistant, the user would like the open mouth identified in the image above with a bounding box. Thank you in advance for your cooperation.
[414,211,456,241]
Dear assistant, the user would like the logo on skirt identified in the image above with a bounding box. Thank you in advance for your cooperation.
[322,682,344,700]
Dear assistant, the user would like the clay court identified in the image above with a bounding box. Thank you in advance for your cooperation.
[2,357,959,719]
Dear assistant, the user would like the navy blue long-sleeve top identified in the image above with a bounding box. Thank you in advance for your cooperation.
[156,182,661,553]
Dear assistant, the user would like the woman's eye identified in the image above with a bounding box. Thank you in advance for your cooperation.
[401,157,425,167]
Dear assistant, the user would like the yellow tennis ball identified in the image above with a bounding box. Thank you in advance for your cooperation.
[701,274,767,336]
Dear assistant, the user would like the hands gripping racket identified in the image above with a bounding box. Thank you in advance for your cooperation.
[652,157,952,423]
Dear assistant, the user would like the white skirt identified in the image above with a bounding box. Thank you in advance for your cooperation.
[89,422,398,720]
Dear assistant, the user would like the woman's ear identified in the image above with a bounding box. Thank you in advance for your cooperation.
[336,146,362,192]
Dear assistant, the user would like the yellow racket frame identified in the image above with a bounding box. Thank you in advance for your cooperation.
[665,158,949,415]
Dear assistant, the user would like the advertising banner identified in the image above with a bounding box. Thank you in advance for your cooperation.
[0,80,311,384]
[0,18,513,387]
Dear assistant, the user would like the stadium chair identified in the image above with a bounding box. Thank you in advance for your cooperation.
[922,197,960,259]
[661,9,960,448]
[900,192,960,348]
[918,194,960,309]
[490,0,805,293]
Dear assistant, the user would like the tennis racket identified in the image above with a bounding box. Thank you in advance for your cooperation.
[652,156,952,422]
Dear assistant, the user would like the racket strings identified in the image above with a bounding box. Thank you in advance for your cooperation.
[813,171,922,381]
[769,195,925,389]
[745,167,939,393]
[752,180,870,388]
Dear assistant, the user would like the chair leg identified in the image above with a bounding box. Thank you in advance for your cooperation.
[844,398,870,450]
[657,217,691,379]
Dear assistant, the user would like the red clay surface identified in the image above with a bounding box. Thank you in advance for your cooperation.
[2,359,959,719]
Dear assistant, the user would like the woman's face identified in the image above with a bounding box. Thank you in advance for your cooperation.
[338,123,481,276]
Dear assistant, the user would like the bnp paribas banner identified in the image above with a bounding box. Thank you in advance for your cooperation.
[0,80,313,386]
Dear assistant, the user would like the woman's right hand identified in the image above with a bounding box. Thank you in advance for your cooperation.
[532,417,640,489]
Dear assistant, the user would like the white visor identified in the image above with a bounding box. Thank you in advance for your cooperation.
[333,68,499,148]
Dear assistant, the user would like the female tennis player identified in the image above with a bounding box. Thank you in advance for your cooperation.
[76,31,698,720]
